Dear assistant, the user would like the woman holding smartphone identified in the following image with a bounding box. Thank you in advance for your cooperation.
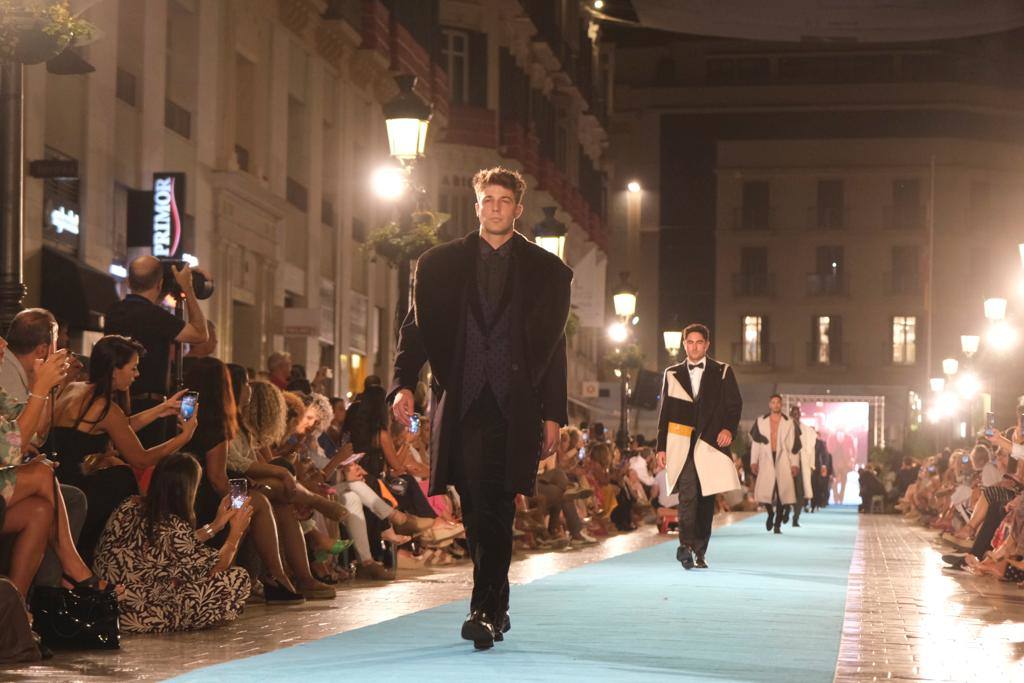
[183,357,305,604]
[93,452,253,632]
[50,335,198,564]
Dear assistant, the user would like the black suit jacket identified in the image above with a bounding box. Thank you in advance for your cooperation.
[390,231,572,495]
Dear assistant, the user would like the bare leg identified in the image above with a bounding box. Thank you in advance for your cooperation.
[272,502,329,590]
[1,496,52,595]
[9,462,94,584]
[246,491,298,593]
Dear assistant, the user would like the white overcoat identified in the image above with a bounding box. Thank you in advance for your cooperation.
[797,423,818,499]
[750,413,799,505]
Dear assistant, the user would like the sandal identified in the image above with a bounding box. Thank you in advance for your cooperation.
[313,538,353,563]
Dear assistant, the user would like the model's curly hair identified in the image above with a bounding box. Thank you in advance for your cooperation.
[243,380,287,448]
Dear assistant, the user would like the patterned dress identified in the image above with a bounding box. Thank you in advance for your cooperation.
[92,497,250,633]
[0,388,25,504]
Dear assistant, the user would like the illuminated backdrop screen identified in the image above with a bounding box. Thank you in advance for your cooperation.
[797,400,870,473]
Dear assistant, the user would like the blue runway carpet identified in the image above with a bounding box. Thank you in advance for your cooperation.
[173,507,858,682]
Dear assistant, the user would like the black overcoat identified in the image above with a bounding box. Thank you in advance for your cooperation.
[389,231,572,495]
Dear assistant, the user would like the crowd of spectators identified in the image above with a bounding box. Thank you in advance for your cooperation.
[885,425,1024,585]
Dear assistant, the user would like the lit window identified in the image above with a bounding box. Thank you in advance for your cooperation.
[743,315,763,363]
[817,315,831,364]
[892,316,917,365]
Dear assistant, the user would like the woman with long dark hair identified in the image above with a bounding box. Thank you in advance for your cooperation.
[50,335,198,563]
[183,357,304,604]
[93,452,252,632]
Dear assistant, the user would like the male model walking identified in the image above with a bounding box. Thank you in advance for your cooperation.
[750,395,798,533]
[390,167,571,650]
[656,323,742,570]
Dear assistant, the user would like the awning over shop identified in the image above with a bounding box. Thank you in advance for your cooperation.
[41,246,119,331]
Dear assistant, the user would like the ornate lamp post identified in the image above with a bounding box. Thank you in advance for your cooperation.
[377,74,433,333]
[663,330,681,359]
[532,206,567,261]
[609,272,638,450]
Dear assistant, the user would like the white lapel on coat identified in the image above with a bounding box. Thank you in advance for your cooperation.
[666,369,693,402]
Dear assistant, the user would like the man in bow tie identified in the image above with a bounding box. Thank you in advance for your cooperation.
[656,323,743,570]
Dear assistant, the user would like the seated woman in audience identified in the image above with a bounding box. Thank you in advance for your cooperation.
[93,452,252,632]
[50,335,197,563]
[0,338,112,595]
[183,356,304,603]
[963,492,1024,584]
[343,386,434,539]
[224,367,337,599]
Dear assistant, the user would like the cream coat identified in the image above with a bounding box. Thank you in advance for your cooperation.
[797,423,818,499]
[750,413,799,505]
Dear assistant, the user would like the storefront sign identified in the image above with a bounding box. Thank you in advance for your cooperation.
[152,173,186,257]
[49,205,80,235]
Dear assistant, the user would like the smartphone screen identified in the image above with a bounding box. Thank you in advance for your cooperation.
[985,411,996,436]
[180,391,198,420]
[228,478,248,509]
[409,413,420,434]
[49,321,59,355]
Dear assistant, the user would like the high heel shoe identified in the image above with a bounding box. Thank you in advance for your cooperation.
[391,512,435,536]
[62,573,115,594]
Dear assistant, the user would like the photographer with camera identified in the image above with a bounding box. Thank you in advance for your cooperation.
[105,255,212,448]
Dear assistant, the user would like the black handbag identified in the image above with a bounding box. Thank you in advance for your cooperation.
[29,585,120,650]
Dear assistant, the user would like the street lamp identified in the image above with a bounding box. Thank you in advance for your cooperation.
[987,320,1018,352]
[607,321,629,344]
[929,377,945,393]
[942,357,959,376]
[382,75,431,164]
[370,165,406,200]
[663,330,682,358]
[984,297,1007,321]
[532,206,567,261]
[627,180,641,194]
[960,334,980,357]
[612,272,637,319]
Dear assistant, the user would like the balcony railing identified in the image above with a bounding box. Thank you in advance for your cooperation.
[730,341,775,368]
[731,272,775,297]
[883,271,923,295]
[884,204,925,230]
[806,272,848,296]
[806,205,847,230]
[806,341,848,367]
[732,206,774,231]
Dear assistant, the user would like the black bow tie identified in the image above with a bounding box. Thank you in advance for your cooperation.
[688,363,704,371]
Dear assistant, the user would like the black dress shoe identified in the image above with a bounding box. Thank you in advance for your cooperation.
[694,555,708,569]
[676,546,695,570]
[781,508,790,524]
[765,512,774,531]
[493,613,511,641]
[461,611,496,650]
[941,554,966,570]
[773,526,782,534]
[792,521,801,528]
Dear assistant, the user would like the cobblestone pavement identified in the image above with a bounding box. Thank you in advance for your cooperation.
[3,514,752,682]
[835,513,1024,682]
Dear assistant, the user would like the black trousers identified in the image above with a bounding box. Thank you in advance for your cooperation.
[454,387,516,620]
[792,471,804,524]
[675,449,716,556]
